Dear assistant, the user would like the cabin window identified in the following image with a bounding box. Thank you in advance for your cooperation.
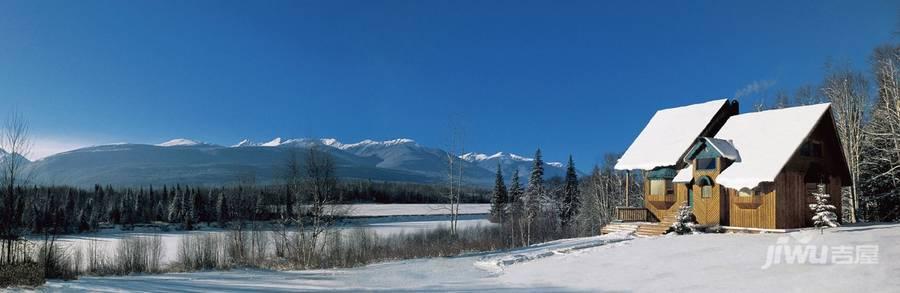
[800,140,823,158]
[739,188,753,197]
[699,176,714,198]
[650,179,673,196]
[696,158,716,170]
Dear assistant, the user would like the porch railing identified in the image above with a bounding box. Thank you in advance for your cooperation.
[615,207,653,222]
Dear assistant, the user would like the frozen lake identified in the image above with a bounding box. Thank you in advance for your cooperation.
[49,204,493,267]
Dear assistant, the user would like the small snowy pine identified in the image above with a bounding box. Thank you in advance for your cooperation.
[671,203,696,234]
[809,184,839,233]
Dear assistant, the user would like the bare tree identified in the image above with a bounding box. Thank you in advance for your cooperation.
[861,45,900,220]
[274,150,303,258]
[294,147,346,267]
[437,119,465,236]
[576,153,644,235]
[822,65,870,223]
[0,110,32,264]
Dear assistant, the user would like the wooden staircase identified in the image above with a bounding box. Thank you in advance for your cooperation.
[634,208,681,237]
[600,222,640,235]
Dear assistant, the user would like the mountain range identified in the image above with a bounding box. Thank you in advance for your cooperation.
[17,138,575,187]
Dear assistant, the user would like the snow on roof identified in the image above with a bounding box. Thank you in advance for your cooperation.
[673,165,693,183]
[714,103,831,190]
[615,99,728,170]
[702,137,741,162]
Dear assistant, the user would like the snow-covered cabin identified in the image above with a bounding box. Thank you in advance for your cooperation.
[614,99,850,231]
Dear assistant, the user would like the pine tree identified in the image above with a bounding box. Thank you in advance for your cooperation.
[120,191,133,230]
[255,192,266,221]
[216,191,229,227]
[136,188,146,224]
[490,163,508,223]
[79,198,95,232]
[168,186,183,224]
[523,149,545,244]
[93,184,106,223]
[183,187,195,230]
[64,190,77,232]
[508,168,524,227]
[192,189,204,225]
[284,184,295,220]
[560,155,580,229]
[809,184,839,233]
[671,203,696,234]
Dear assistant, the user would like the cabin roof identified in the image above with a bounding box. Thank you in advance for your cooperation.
[614,99,729,170]
[682,137,742,163]
[713,103,832,190]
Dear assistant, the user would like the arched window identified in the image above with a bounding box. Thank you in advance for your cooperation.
[699,176,714,198]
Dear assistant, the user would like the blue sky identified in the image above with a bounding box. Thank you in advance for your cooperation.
[1,0,897,167]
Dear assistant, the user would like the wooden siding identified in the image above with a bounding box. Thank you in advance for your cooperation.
[772,172,844,229]
[690,157,727,225]
[728,182,776,229]
[644,180,686,223]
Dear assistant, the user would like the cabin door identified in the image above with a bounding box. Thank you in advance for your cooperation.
[687,186,694,207]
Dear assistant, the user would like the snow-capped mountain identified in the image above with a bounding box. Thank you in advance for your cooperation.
[157,138,214,147]
[459,151,573,181]
[25,137,572,187]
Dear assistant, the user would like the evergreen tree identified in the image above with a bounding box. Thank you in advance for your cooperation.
[672,203,696,234]
[154,200,165,222]
[560,155,580,228]
[490,163,508,223]
[809,184,839,233]
[136,188,147,224]
[192,189,204,225]
[523,149,545,244]
[509,169,523,210]
[64,190,77,232]
[216,190,229,227]
[284,184,295,220]
[79,198,95,232]
[120,190,133,229]
[168,186,183,223]
[183,187,195,230]
[93,184,106,223]
[255,193,266,221]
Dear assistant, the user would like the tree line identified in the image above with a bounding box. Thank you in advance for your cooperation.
[488,149,643,245]
[748,43,900,223]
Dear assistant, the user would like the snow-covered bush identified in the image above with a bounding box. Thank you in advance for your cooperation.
[671,203,697,235]
[809,184,839,233]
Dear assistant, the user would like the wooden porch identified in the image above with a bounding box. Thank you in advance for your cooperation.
[600,205,682,237]
[600,207,677,237]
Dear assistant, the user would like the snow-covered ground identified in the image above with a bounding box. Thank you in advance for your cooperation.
[37,223,900,292]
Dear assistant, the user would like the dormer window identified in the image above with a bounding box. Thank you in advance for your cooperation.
[696,158,716,170]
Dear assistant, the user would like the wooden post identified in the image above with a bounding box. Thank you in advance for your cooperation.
[625,170,630,207]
